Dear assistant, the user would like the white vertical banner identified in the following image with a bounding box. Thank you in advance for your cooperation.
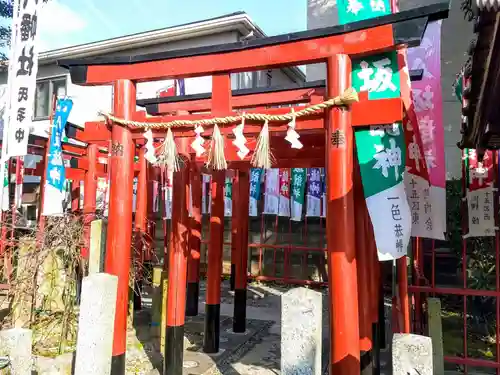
[164,169,173,219]
[321,168,326,218]
[263,169,279,215]
[465,187,496,238]
[152,180,159,213]
[1,161,9,211]
[201,173,210,215]
[132,177,138,213]
[7,0,44,157]
[224,172,233,217]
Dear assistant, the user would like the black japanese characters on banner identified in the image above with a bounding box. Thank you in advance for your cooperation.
[7,0,42,156]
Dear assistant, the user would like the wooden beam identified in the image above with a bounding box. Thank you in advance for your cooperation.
[152,87,325,114]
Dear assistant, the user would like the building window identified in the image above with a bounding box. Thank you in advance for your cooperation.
[34,77,67,119]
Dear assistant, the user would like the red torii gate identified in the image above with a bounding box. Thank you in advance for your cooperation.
[58,3,449,375]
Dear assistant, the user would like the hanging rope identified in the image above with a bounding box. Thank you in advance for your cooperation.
[99,88,359,129]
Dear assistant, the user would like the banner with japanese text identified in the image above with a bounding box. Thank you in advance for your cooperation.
[339,1,411,260]
[224,173,232,217]
[403,109,442,239]
[337,0,390,24]
[321,168,326,218]
[201,174,210,215]
[249,168,263,217]
[14,157,24,209]
[306,168,322,217]
[2,161,8,211]
[7,0,44,157]
[464,149,496,238]
[278,168,290,217]
[291,168,306,222]
[42,98,73,216]
[264,169,279,215]
[132,177,138,212]
[164,169,174,218]
[356,124,411,260]
[407,21,447,237]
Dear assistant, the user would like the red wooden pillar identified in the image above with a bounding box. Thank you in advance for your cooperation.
[353,157,372,354]
[186,159,202,316]
[104,79,136,375]
[134,146,148,310]
[71,182,80,212]
[36,141,49,246]
[164,158,190,375]
[397,256,410,333]
[204,169,225,352]
[230,172,239,291]
[82,143,98,258]
[203,73,231,354]
[325,54,360,375]
[233,168,250,333]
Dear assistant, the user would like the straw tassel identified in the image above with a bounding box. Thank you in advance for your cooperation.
[156,127,179,172]
[206,124,227,170]
[251,120,273,169]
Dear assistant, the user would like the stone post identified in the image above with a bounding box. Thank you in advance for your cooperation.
[427,297,444,375]
[12,240,33,328]
[0,328,32,375]
[89,219,107,274]
[74,273,118,375]
[281,287,322,375]
[151,266,168,345]
[392,333,433,375]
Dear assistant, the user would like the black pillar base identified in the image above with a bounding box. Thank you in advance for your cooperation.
[230,264,235,291]
[372,322,381,375]
[164,325,184,375]
[110,353,126,375]
[203,304,221,353]
[232,288,247,333]
[186,282,199,316]
[133,280,142,311]
[378,285,386,349]
[360,350,372,372]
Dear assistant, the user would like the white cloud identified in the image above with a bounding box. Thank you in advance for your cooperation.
[38,0,87,35]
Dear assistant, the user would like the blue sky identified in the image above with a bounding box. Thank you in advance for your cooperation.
[38,0,307,51]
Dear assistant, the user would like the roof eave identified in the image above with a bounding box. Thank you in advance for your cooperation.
[37,14,261,65]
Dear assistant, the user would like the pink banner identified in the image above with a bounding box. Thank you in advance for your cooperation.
[407,21,445,189]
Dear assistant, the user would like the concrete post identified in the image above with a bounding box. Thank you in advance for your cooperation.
[0,328,32,375]
[281,287,322,375]
[427,297,444,375]
[392,333,433,375]
[74,273,118,375]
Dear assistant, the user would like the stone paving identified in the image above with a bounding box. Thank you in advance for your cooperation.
[125,280,333,375]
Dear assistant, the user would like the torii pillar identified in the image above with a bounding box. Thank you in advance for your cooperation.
[326,54,360,374]
[104,79,136,375]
